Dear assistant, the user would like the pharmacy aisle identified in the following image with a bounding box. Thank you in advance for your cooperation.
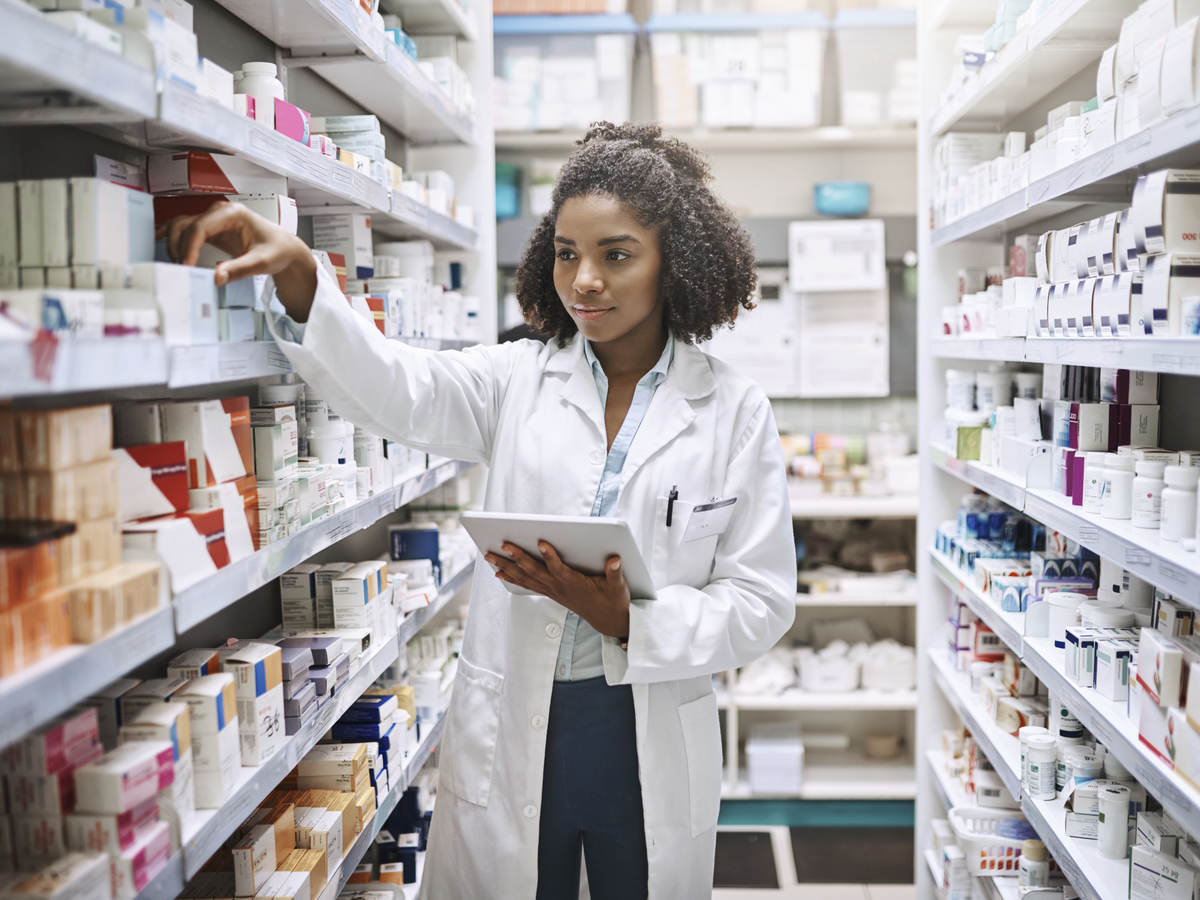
[0,0,492,894]
[919,0,1200,898]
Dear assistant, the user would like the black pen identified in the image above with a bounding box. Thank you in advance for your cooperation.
[666,485,678,526]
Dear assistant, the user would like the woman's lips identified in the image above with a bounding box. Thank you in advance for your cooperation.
[572,305,613,321]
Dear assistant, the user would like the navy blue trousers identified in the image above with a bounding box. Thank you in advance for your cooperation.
[536,677,649,899]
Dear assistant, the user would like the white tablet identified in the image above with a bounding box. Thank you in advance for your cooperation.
[460,511,656,599]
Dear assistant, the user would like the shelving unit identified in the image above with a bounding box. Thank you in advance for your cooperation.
[789,491,919,519]
[0,0,494,891]
[724,755,917,801]
[495,126,918,153]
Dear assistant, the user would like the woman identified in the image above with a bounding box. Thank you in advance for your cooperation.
[163,122,796,899]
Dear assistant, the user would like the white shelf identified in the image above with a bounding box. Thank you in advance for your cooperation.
[0,607,175,755]
[1023,486,1200,604]
[933,336,1200,376]
[496,126,917,153]
[925,750,969,810]
[380,193,478,249]
[723,688,918,711]
[302,43,474,146]
[929,443,1027,510]
[396,563,473,646]
[931,101,1200,247]
[210,0,385,60]
[928,548,1025,656]
[405,713,445,788]
[173,459,472,632]
[381,0,477,41]
[927,0,997,30]
[1021,791,1127,900]
[789,491,919,519]
[0,0,157,123]
[929,0,1125,136]
[0,338,170,398]
[928,649,1022,799]
[795,590,918,607]
[723,755,916,800]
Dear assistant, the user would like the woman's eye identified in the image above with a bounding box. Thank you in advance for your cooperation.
[556,249,576,261]
[606,250,630,262]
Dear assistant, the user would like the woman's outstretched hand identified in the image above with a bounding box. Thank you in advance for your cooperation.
[157,200,318,322]
[486,541,631,639]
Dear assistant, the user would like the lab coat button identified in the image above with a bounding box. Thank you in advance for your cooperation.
[531,714,547,729]
[545,623,562,639]
[523,805,538,819]
[589,450,604,465]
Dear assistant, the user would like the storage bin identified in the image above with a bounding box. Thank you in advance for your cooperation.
[646,12,827,130]
[948,807,1035,875]
[832,9,917,127]
[746,723,805,795]
[493,15,637,132]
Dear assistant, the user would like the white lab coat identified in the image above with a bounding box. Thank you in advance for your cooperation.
[272,263,797,899]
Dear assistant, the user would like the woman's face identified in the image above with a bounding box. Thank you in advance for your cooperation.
[552,194,663,345]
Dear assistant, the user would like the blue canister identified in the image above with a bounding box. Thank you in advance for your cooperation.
[389,525,441,584]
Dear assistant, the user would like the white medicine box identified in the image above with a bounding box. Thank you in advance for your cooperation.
[175,675,239,810]
[222,643,285,766]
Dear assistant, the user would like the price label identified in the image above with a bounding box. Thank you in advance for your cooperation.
[1066,164,1087,188]
[1153,354,1184,371]
[267,348,291,371]
[1094,148,1115,175]
[1124,547,1152,566]
[324,517,353,546]
[1078,526,1100,543]
[1127,130,1152,150]
[170,346,213,387]
[331,166,353,188]
[247,127,274,158]
[217,352,249,380]
[1159,560,1189,587]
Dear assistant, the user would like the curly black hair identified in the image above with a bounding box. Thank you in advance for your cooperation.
[515,122,757,345]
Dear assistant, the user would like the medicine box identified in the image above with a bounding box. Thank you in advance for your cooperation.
[64,797,159,855]
[278,635,343,667]
[1096,638,1134,701]
[81,679,140,751]
[69,177,154,269]
[113,442,189,523]
[1101,368,1158,405]
[311,213,373,280]
[127,262,218,345]
[1169,709,1200,791]
[147,151,288,196]
[223,642,285,765]
[4,851,112,900]
[119,677,191,725]
[165,647,220,681]
[72,740,174,814]
[118,701,195,820]
[109,818,170,899]
[0,707,101,777]
[281,563,320,631]
[1136,627,1185,705]
[162,396,252,488]
[251,405,299,482]
[175,674,239,809]
[1130,844,1196,900]
[1142,252,1200,335]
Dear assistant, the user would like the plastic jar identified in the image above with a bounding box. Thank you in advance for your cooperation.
[1101,453,1135,519]
[1070,750,1104,785]
[1025,734,1058,800]
[240,61,284,128]
[1079,603,1135,628]
[1018,839,1050,886]
[1131,460,1167,529]
[1055,704,1084,742]
[1082,451,1107,514]
[976,367,1013,413]
[1098,783,1131,859]
[945,369,976,411]
[1161,465,1200,541]
[1019,725,1050,789]
[1046,591,1086,649]
[1104,752,1131,781]
[1013,371,1041,400]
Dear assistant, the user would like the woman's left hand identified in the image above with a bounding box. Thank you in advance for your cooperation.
[485,542,631,639]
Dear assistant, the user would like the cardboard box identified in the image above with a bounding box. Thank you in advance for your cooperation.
[67,561,162,644]
[274,99,311,144]
[64,797,159,855]
[280,563,319,631]
[1136,627,1185,705]
[18,180,44,267]
[1141,252,1200,335]
[118,702,194,843]
[1130,844,1196,900]
[121,515,219,593]
[175,675,239,809]
[251,406,299,482]
[80,679,139,751]
[0,707,100,777]
[40,179,69,268]
[69,177,154,268]
[147,152,287,196]
[1101,369,1158,404]
[110,818,170,899]
[0,181,17,271]
[113,442,189,522]
[127,262,218,345]
[4,851,110,900]
[223,642,285,765]
[186,483,254,563]
[165,647,220,681]
[162,397,252,488]
[72,740,174,814]
[1134,169,1200,256]
[311,213,372,280]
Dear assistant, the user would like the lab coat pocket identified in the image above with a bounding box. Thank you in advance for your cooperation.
[659,494,721,588]
[677,692,722,837]
[440,656,505,807]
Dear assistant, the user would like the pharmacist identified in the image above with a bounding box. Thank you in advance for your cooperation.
[161,122,796,899]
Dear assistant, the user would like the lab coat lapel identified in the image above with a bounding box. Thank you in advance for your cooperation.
[546,335,606,439]
[622,340,715,480]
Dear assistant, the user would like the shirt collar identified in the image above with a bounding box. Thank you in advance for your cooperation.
[584,332,675,383]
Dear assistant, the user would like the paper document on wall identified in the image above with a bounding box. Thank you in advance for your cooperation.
[797,289,889,398]
[788,219,886,292]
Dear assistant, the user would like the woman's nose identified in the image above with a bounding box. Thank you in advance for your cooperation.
[574,260,603,294]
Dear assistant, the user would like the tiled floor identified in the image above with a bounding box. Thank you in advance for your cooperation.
[712,826,915,899]
[713,885,915,899]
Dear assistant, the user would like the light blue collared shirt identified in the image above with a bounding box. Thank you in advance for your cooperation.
[553,334,674,682]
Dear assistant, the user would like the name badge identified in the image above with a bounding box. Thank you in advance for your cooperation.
[682,497,737,543]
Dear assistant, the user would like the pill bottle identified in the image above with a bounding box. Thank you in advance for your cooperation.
[1013,371,1041,400]
[240,61,285,128]
[1018,725,1050,789]
[1161,465,1200,541]
[945,369,975,411]
[1098,784,1131,859]
[1131,460,1166,529]
[1018,840,1050,886]
[1101,453,1134,519]
[1070,750,1103,785]
[1082,451,1107,513]
[1025,734,1057,800]
[976,367,1012,413]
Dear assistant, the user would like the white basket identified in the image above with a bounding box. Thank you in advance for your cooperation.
[947,807,1026,875]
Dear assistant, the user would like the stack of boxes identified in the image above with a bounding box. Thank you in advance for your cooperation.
[176,674,240,810]
[0,405,162,674]
[116,702,194,851]
[279,644,316,737]
[331,695,401,800]
[251,403,299,548]
[223,643,285,767]
[115,397,257,591]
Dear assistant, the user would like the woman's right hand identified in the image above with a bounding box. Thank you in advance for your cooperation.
[157,200,319,322]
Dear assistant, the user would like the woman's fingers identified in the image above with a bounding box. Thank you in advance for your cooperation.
[214,247,272,287]
[180,201,241,267]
